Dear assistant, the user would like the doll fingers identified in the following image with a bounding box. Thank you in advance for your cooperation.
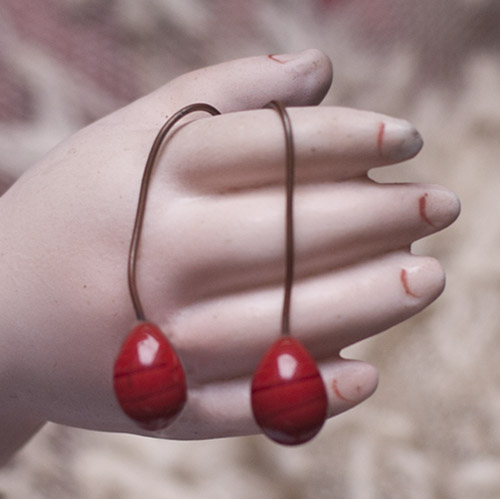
[162,182,458,300]
[161,106,423,192]
[117,49,333,127]
[170,251,444,383]
[165,49,333,112]
[163,358,378,440]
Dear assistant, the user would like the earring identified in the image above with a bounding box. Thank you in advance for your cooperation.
[113,103,221,430]
[251,101,328,445]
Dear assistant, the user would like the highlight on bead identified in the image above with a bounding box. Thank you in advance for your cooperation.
[250,101,328,445]
[113,103,221,430]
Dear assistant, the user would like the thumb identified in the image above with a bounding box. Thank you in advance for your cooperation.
[125,49,333,123]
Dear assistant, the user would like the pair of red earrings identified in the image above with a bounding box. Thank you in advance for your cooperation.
[113,102,328,444]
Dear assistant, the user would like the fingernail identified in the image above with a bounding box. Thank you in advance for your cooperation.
[400,258,445,302]
[418,188,461,230]
[330,363,378,413]
[267,53,298,64]
[379,119,424,162]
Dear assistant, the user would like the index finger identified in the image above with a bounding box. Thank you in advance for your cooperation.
[160,106,423,192]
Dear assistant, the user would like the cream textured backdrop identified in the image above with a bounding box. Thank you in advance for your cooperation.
[1,1,499,498]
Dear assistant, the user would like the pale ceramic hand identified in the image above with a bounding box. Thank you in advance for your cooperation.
[0,50,460,462]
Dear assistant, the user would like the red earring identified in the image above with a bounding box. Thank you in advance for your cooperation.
[113,103,221,430]
[251,101,328,445]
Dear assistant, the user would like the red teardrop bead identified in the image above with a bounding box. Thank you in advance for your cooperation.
[113,322,187,431]
[251,337,328,445]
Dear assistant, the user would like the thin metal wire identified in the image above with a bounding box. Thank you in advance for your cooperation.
[128,103,221,321]
[267,101,295,336]
[128,101,295,333]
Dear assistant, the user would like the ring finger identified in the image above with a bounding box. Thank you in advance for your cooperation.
[170,250,444,383]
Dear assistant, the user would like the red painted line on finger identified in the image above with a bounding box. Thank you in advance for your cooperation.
[268,54,286,64]
[400,268,419,298]
[419,193,436,227]
[377,122,385,156]
[332,378,353,402]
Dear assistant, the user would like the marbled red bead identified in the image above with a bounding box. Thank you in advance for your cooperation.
[113,322,186,431]
[251,337,328,445]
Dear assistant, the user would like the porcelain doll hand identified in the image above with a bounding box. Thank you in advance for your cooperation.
[0,51,459,453]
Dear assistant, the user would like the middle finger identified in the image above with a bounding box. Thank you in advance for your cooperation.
[165,180,459,301]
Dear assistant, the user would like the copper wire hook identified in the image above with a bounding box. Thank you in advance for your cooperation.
[267,101,296,336]
[128,103,221,321]
[128,101,295,334]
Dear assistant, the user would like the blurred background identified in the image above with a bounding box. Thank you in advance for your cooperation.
[1,0,500,497]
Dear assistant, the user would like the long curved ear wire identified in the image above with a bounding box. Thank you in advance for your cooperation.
[251,101,328,446]
[113,103,221,431]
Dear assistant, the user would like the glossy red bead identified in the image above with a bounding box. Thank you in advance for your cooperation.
[251,337,328,445]
[113,322,186,431]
